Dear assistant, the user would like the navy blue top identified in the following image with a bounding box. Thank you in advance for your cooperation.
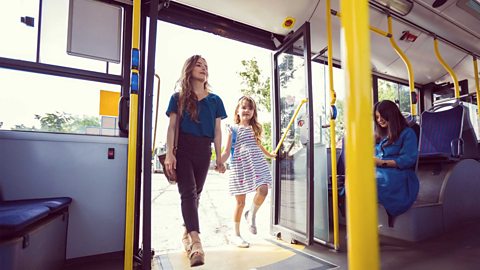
[166,92,227,139]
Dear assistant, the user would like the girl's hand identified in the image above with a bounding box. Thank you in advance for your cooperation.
[215,160,226,173]
[269,152,277,159]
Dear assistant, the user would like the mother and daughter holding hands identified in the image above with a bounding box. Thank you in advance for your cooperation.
[164,55,275,267]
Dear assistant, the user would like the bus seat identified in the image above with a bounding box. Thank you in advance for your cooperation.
[379,103,480,241]
[460,104,480,160]
[418,105,464,162]
[405,114,420,143]
[0,197,72,270]
[0,197,72,238]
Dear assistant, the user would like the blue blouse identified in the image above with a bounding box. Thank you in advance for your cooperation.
[375,127,419,216]
[166,93,227,139]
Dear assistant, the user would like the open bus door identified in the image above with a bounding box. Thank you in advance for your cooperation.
[271,21,322,246]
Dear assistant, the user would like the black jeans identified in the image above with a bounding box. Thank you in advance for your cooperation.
[176,133,212,233]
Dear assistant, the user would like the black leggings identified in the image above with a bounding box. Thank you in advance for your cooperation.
[176,133,212,233]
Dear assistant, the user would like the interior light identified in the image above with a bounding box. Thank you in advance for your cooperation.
[372,0,414,16]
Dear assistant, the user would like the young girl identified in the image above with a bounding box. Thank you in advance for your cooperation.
[221,96,276,248]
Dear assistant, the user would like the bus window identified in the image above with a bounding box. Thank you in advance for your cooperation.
[377,78,414,115]
[0,68,121,136]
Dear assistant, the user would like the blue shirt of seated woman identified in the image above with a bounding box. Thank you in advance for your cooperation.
[374,100,419,217]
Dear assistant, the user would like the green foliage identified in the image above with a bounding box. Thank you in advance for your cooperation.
[68,116,101,133]
[35,112,73,132]
[262,122,272,153]
[12,124,36,131]
[238,58,274,152]
[377,79,411,113]
[278,54,296,88]
[238,59,272,112]
[12,111,101,133]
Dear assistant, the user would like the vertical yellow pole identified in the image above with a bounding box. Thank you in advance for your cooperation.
[473,56,480,117]
[433,38,460,99]
[340,0,380,269]
[387,16,416,116]
[124,1,141,269]
[326,0,339,251]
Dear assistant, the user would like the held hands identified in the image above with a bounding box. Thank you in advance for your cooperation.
[215,159,226,174]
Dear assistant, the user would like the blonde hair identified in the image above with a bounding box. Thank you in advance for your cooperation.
[176,55,210,121]
[234,96,263,142]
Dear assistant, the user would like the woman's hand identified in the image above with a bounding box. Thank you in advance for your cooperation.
[164,153,177,176]
[215,159,226,173]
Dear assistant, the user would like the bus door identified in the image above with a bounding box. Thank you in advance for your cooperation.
[271,21,322,246]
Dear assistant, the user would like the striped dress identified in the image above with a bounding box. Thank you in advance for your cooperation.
[228,125,272,195]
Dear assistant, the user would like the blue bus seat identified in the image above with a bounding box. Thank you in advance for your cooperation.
[418,105,464,162]
[0,197,72,239]
[379,103,480,241]
[0,197,72,215]
[0,205,50,238]
[459,104,480,160]
[0,197,72,270]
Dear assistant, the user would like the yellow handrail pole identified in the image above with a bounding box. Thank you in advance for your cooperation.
[370,26,390,37]
[273,98,308,155]
[152,74,161,155]
[331,10,390,38]
[124,0,141,269]
[341,0,380,269]
[387,16,417,116]
[433,38,460,99]
[326,0,340,251]
[473,56,480,116]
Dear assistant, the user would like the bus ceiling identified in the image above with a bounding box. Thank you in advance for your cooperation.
[136,0,480,88]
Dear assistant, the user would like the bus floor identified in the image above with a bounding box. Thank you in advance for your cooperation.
[64,171,480,269]
[150,172,480,270]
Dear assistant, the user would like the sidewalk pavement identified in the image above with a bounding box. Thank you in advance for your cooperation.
[151,170,271,254]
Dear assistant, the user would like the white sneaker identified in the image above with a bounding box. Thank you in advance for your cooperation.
[231,235,249,248]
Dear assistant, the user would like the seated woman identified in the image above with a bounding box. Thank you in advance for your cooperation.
[374,100,419,217]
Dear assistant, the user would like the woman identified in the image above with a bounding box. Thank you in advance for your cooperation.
[374,100,419,217]
[164,55,227,267]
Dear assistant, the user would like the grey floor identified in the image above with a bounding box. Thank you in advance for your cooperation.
[63,171,480,270]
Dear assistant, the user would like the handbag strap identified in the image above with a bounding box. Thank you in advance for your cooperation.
[173,113,180,153]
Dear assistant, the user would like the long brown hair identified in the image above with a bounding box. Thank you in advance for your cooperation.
[176,55,210,121]
[374,100,407,145]
[234,96,263,142]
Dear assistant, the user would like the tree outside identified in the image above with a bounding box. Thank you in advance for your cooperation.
[377,79,411,114]
[238,58,274,154]
[12,111,101,134]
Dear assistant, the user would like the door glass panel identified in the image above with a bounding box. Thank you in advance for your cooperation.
[277,37,308,234]
[311,61,329,241]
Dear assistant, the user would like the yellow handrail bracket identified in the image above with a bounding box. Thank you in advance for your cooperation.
[434,38,460,99]
[387,16,417,116]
